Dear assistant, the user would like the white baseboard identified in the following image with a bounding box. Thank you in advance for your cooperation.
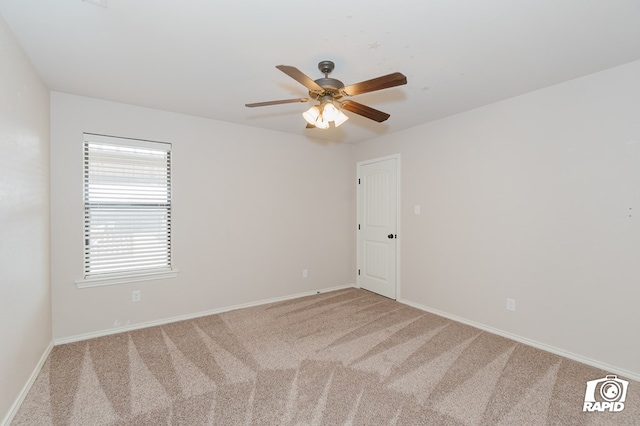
[2,341,54,426]
[398,298,640,382]
[54,284,357,345]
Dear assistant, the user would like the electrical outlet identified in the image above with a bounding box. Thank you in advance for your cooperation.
[302,269,308,278]
[132,290,141,302]
[506,298,516,311]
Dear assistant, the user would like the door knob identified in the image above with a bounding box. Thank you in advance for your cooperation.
[388,234,395,239]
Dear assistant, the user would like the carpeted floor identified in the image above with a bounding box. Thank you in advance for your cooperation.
[12,288,639,425]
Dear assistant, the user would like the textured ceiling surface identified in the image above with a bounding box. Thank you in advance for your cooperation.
[1,0,639,143]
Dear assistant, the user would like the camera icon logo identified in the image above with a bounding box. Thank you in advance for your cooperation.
[583,375,629,412]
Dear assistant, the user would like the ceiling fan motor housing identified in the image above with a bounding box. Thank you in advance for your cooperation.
[311,78,344,99]
[310,61,345,100]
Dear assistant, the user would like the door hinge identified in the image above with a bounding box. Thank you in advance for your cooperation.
[358,224,360,230]
[358,269,361,275]
[358,178,361,184]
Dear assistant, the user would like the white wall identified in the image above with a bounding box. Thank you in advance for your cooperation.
[355,60,640,377]
[0,16,51,424]
[50,92,355,340]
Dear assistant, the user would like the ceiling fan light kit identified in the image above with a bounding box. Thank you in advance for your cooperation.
[245,60,407,129]
[303,101,349,129]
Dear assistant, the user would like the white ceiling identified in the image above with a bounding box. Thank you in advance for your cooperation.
[1,0,639,144]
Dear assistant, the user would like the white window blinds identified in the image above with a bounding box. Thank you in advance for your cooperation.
[83,134,172,279]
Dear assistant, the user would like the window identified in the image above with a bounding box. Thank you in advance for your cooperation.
[78,133,176,287]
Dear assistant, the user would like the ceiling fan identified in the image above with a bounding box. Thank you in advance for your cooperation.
[245,60,407,129]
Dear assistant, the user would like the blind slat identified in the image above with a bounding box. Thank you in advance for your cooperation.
[87,256,171,267]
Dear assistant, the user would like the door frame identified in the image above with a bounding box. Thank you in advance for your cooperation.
[356,153,401,299]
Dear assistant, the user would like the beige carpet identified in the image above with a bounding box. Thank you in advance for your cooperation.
[12,288,639,425]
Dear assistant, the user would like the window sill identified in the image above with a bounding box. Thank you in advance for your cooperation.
[75,269,179,288]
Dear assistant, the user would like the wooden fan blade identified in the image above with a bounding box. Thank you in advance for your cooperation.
[276,65,325,94]
[340,72,407,97]
[305,123,316,129]
[340,100,390,122]
[245,98,308,107]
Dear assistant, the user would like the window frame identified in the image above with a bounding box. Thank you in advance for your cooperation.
[75,133,177,288]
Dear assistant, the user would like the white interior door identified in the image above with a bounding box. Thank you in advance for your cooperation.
[357,155,399,299]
